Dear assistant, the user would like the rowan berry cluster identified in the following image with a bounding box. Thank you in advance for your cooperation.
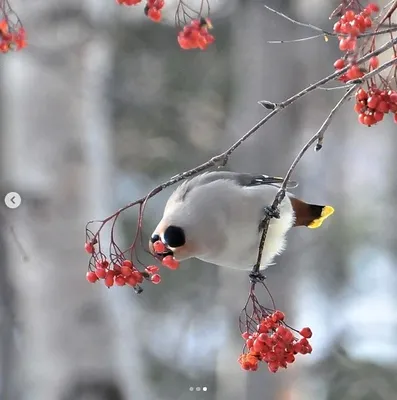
[115,0,214,50]
[238,310,313,374]
[354,87,397,126]
[333,3,380,82]
[85,257,162,287]
[116,0,164,21]
[0,18,26,53]
[84,236,181,289]
[177,17,215,50]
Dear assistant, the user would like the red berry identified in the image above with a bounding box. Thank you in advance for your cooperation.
[253,339,266,352]
[333,59,345,69]
[333,21,342,33]
[373,111,384,122]
[346,65,363,79]
[84,242,94,254]
[268,362,279,373]
[285,353,295,363]
[344,10,355,22]
[300,327,313,339]
[272,310,285,321]
[339,38,350,51]
[115,276,126,286]
[148,7,161,22]
[356,88,368,101]
[367,3,379,13]
[246,338,254,349]
[151,274,161,284]
[389,92,397,103]
[363,114,375,126]
[358,113,366,125]
[122,259,133,268]
[242,331,250,340]
[162,255,180,270]
[121,265,133,276]
[369,56,379,69]
[367,95,380,109]
[153,241,166,253]
[257,333,268,342]
[113,264,122,274]
[364,17,372,28]
[394,113,397,123]
[133,271,144,283]
[105,272,115,287]
[354,103,364,113]
[126,274,138,287]
[95,268,107,279]
[146,265,160,274]
[86,271,98,283]
[376,100,389,113]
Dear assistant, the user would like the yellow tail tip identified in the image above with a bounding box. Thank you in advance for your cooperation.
[308,205,335,229]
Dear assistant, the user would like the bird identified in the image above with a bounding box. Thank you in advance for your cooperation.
[149,171,334,271]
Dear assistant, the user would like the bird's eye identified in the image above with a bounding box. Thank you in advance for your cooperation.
[163,225,186,248]
[150,234,160,243]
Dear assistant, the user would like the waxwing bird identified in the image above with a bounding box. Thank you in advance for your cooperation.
[149,171,334,270]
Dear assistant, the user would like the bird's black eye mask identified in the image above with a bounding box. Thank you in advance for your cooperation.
[163,225,186,248]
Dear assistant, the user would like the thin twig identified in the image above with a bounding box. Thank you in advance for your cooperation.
[267,34,325,44]
[264,5,328,34]
[317,84,355,91]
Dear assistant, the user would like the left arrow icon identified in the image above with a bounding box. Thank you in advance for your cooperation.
[4,192,21,209]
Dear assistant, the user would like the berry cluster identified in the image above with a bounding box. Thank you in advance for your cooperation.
[0,19,26,53]
[144,0,165,22]
[115,0,214,50]
[238,310,312,374]
[84,237,181,289]
[177,18,215,50]
[355,87,397,126]
[332,3,380,83]
[85,257,162,288]
[116,0,164,22]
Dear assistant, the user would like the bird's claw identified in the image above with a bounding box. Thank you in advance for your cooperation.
[249,271,266,284]
[263,205,280,219]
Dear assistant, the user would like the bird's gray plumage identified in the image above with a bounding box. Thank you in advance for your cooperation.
[154,171,297,270]
[172,171,297,203]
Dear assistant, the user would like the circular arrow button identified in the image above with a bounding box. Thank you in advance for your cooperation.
[4,192,22,209]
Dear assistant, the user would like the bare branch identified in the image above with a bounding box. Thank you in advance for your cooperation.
[267,34,326,44]
[264,5,328,34]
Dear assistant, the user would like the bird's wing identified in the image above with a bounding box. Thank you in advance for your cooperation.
[170,171,298,203]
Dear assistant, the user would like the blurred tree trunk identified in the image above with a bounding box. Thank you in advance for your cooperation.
[81,1,152,399]
[0,1,125,398]
[0,216,16,399]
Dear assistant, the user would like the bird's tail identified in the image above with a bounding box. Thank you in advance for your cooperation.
[290,197,334,229]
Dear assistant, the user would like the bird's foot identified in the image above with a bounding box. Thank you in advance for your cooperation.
[249,270,266,284]
[263,205,280,219]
